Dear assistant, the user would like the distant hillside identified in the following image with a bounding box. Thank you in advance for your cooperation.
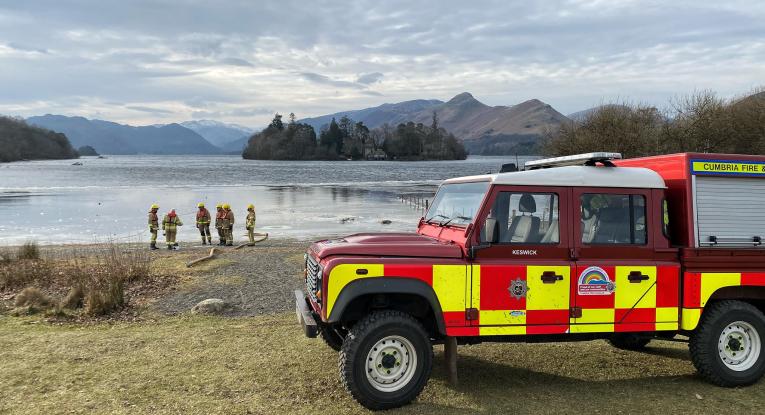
[179,120,253,147]
[220,135,251,153]
[0,116,79,162]
[300,99,444,132]
[300,93,569,155]
[27,115,221,155]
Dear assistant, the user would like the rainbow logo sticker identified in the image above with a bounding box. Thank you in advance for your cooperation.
[577,266,615,296]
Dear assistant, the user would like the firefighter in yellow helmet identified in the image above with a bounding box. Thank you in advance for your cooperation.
[162,209,183,250]
[214,203,225,245]
[223,203,235,246]
[196,202,212,245]
[245,203,257,245]
[148,204,160,250]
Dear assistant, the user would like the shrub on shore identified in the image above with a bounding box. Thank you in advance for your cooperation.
[61,286,84,310]
[17,241,40,260]
[0,242,151,316]
[14,287,55,308]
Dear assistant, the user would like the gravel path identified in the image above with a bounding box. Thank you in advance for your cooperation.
[150,239,309,316]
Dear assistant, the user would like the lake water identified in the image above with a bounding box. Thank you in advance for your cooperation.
[0,155,536,245]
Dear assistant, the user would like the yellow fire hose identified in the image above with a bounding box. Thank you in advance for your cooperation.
[186,232,269,267]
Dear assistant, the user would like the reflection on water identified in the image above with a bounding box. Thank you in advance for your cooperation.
[0,155,537,244]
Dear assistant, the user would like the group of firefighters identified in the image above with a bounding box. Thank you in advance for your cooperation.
[147,202,258,250]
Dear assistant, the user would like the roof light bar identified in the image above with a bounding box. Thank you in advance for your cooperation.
[525,152,622,169]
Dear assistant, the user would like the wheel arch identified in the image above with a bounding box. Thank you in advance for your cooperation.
[328,277,446,337]
[708,286,765,314]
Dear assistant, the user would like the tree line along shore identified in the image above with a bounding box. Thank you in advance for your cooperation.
[0,116,101,163]
[543,89,765,157]
[0,116,80,163]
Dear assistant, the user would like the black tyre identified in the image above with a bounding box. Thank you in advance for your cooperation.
[609,333,652,350]
[319,325,345,352]
[689,300,765,387]
[339,310,433,410]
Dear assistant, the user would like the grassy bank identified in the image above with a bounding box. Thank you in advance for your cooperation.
[1,313,763,415]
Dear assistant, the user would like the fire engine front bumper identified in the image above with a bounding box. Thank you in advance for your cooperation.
[295,290,318,338]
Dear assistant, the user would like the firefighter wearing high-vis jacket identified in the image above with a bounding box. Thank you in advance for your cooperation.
[162,209,183,250]
[215,204,225,245]
[223,204,235,246]
[148,204,160,250]
[196,202,212,245]
[246,203,257,245]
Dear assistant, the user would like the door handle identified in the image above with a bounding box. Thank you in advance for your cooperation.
[628,271,650,283]
[541,271,564,284]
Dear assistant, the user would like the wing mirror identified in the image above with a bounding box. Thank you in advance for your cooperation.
[484,217,499,244]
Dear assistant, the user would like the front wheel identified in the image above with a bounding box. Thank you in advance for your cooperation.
[339,310,433,410]
[690,300,765,386]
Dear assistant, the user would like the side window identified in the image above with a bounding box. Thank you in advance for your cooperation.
[581,193,646,245]
[487,192,559,244]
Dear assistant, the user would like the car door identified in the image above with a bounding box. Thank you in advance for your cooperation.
[571,188,659,333]
[470,185,573,335]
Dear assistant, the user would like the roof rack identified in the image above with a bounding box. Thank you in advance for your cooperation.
[525,152,622,170]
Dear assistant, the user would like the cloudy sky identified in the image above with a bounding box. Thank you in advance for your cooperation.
[1,0,763,128]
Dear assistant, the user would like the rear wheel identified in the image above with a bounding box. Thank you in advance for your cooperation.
[609,333,652,350]
[690,300,765,386]
[339,310,432,410]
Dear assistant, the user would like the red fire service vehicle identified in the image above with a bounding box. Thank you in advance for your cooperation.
[295,152,765,410]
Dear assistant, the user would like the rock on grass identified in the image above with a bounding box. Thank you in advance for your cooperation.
[191,298,229,315]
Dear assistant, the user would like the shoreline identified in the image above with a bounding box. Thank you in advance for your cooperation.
[1,238,311,318]
[0,235,338,249]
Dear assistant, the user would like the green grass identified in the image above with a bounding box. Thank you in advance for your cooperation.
[0,314,763,414]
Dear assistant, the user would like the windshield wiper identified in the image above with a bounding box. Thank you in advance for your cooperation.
[440,215,472,227]
[425,214,449,225]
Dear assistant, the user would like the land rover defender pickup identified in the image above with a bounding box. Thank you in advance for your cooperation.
[295,152,765,410]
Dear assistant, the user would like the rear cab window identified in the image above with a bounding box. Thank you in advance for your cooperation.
[573,187,656,260]
[580,193,647,245]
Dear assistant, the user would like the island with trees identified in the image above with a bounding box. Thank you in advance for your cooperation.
[0,116,79,163]
[242,112,467,161]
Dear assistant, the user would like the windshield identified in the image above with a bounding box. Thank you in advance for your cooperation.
[425,181,489,227]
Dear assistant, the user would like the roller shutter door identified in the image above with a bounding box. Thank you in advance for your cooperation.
[695,176,765,246]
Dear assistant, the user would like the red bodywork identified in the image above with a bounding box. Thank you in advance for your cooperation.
[305,153,765,334]
[309,232,464,259]
[616,153,765,272]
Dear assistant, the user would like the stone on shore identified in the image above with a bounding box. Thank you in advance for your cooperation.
[191,298,228,315]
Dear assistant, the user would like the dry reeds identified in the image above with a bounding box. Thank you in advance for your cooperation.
[17,241,40,260]
[14,287,54,308]
[1,241,151,316]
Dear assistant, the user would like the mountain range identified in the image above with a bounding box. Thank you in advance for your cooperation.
[25,93,581,156]
[300,92,570,154]
[26,116,252,155]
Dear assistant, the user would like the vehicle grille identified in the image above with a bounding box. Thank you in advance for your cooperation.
[305,253,322,304]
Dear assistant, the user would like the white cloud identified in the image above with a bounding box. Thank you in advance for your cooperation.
[0,0,762,127]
